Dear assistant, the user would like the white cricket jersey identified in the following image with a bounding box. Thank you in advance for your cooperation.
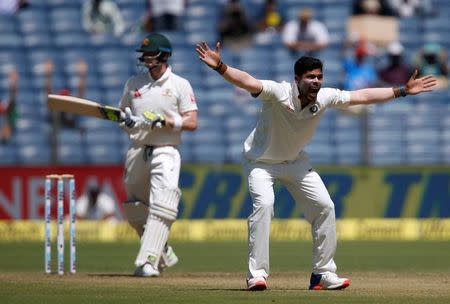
[243,80,351,163]
[119,66,197,146]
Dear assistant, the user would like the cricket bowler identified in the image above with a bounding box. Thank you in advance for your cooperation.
[196,41,437,291]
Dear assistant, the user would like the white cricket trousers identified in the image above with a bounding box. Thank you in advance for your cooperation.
[244,156,337,280]
[124,145,181,203]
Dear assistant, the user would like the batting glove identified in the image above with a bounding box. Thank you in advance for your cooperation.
[142,111,166,129]
[119,107,143,131]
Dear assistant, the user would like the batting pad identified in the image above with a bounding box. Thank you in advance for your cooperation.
[122,201,148,237]
[134,188,181,267]
[135,216,169,267]
[150,187,181,222]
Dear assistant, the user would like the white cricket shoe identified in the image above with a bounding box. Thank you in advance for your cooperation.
[134,263,160,277]
[247,277,267,291]
[309,272,350,290]
[158,245,179,272]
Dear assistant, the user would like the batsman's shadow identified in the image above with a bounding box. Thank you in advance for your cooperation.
[87,273,136,278]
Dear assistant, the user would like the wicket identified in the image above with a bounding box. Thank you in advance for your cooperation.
[44,174,76,275]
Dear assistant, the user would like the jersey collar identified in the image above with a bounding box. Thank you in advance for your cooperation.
[292,81,321,116]
[148,66,172,84]
[291,82,304,111]
[292,81,320,111]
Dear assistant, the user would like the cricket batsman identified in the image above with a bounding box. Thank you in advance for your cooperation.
[119,33,198,276]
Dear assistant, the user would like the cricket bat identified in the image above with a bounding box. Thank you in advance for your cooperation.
[47,94,122,122]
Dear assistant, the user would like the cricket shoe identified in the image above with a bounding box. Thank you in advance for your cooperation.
[247,277,267,291]
[309,272,350,290]
[134,263,160,277]
[158,245,179,272]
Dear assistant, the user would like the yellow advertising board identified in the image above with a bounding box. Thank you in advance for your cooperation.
[1,219,449,242]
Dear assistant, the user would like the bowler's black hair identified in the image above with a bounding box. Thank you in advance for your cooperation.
[294,56,323,77]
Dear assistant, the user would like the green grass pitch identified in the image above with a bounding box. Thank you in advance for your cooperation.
[0,241,449,303]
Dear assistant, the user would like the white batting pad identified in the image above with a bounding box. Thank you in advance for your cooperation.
[135,215,169,267]
[134,187,181,267]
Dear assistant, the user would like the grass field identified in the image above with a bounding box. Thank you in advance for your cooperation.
[1,241,449,303]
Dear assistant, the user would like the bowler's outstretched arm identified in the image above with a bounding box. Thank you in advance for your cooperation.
[349,70,437,105]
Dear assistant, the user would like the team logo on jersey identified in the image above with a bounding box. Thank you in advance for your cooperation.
[190,94,196,103]
[133,89,142,98]
[162,88,173,97]
[310,104,319,114]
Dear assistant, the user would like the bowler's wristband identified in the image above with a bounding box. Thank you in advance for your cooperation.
[213,60,228,75]
[393,86,407,98]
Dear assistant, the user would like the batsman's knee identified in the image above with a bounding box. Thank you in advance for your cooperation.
[122,201,148,237]
[149,187,181,223]
[322,200,335,215]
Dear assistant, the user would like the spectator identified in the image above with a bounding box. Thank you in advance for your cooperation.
[282,8,329,56]
[76,182,118,221]
[0,0,29,15]
[352,0,396,16]
[218,0,254,52]
[348,0,399,48]
[413,43,448,89]
[254,0,285,45]
[414,43,448,77]
[378,41,414,86]
[342,39,378,91]
[82,0,125,37]
[0,67,18,144]
[44,59,88,129]
[142,0,185,32]
[387,0,435,17]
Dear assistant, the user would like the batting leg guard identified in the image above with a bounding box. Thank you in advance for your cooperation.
[122,201,148,237]
[135,187,181,267]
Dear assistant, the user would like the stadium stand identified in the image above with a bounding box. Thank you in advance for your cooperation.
[0,0,448,166]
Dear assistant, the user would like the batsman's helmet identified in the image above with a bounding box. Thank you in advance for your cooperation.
[136,33,172,56]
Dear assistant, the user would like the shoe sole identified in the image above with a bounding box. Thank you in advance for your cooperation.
[134,271,160,277]
[334,280,350,290]
[134,265,160,277]
[134,270,160,277]
[248,282,267,291]
[310,280,350,290]
[134,273,159,277]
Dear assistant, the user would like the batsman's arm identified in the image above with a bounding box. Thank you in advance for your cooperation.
[196,42,263,95]
[166,110,197,131]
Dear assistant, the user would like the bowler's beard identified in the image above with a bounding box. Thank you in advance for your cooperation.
[298,85,318,104]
